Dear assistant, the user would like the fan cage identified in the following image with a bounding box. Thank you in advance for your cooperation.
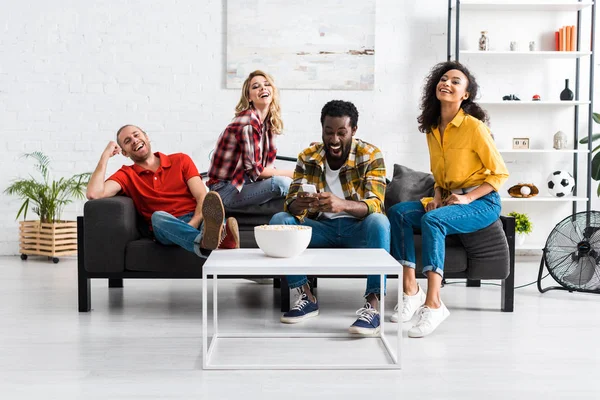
[543,211,600,292]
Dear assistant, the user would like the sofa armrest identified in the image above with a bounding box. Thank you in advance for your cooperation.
[83,197,141,273]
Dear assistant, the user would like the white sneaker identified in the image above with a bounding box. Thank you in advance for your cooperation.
[408,302,450,338]
[391,284,426,323]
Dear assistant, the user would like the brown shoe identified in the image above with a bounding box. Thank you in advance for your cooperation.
[218,217,240,249]
[200,192,225,250]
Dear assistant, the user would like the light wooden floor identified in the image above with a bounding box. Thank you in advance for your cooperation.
[0,255,598,399]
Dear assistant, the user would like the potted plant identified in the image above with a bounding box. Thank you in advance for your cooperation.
[507,211,533,246]
[4,152,90,263]
[579,112,600,196]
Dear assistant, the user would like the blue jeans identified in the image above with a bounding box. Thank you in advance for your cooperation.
[210,176,292,209]
[151,211,207,258]
[388,191,502,277]
[269,212,391,296]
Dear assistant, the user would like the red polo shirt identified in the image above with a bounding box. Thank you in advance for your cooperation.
[108,152,199,223]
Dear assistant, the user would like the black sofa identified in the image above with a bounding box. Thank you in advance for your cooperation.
[77,163,515,313]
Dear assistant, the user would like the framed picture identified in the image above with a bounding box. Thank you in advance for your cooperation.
[512,137,530,150]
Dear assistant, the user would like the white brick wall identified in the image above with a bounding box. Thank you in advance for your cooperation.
[0,0,597,255]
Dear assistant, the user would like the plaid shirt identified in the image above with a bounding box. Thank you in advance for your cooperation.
[285,138,386,221]
[207,108,277,191]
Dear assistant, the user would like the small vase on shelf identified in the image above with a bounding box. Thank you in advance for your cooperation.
[560,79,574,101]
[517,233,526,247]
[479,31,489,51]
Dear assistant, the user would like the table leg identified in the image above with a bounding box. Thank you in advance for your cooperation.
[397,269,402,367]
[380,274,385,338]
[202,269,208,369]
[213,274,218,336]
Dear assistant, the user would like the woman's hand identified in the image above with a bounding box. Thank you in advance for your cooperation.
[443,193,471,206]
[426,197,443,212]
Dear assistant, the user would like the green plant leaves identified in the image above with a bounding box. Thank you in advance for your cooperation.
[3,153,90,223]
[592,152,600,181]
[507,211,532,235]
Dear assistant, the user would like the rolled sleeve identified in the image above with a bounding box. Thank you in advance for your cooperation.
[475,126,509,191]
[237,124,264,181]
[360,152,386,214]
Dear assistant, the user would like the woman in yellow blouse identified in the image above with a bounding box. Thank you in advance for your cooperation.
[387,61,509,338]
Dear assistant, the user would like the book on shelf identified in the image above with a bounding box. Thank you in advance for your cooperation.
[556,25,576,51]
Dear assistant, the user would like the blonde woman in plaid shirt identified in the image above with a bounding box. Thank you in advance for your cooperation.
[207,70,293,209]
[270,100,390,336]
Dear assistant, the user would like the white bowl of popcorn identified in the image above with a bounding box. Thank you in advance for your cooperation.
[254,225,312,258]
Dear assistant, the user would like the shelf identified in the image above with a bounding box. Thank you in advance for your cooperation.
[479,100,590,106]
[498,149,590,153]
[456,1,594,12]
[501,196,588,202]
[459,50,592,58]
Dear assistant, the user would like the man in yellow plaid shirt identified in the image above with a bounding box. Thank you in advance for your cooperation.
[270,100,389,336]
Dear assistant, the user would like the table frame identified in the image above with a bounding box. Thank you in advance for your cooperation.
[201,249,403,370]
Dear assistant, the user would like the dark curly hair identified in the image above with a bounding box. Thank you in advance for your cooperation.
[417,61,488,133]
[320,100,359,128]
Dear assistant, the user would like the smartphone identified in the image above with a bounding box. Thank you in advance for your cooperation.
[299,183,317,197]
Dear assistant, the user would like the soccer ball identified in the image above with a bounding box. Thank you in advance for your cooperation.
[546,171,575,197]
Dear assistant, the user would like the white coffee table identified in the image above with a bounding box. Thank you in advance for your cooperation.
[202,248,403,370]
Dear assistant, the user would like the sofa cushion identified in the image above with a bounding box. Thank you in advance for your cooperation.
[225,198,285,228]
[385,164,435,210]
[125,239,203,273]
[460,219,510,279]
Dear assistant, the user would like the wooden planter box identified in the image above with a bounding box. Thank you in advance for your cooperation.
[19,220,77,263]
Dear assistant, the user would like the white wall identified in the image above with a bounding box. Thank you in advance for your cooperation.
[0,0,597,255]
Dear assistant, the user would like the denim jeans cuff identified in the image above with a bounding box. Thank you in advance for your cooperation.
[400,260,416,269]
[422,265,444,278]
[363,289,386,298]
[287,277,308,289]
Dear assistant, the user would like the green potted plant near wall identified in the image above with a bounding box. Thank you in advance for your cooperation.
[4,152,90,263]
[508,211,533,246]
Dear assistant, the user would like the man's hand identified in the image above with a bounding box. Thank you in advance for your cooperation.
[291,192,319,213]
[314,192,346,214]
[443,193,471,206]
[103,141,121,159]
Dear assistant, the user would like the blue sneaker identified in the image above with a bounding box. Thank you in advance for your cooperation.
[280,291,319,324]
[348,303,381,335]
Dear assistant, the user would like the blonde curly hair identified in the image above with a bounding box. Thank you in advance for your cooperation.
[235,70,283,134]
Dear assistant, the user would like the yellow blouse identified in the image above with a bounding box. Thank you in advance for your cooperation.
[427,108,509,192]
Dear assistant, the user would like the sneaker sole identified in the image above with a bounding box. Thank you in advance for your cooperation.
[348,325,381,336]
[280,310,319,324]
[201,192,225,250]
[226,217,240,249]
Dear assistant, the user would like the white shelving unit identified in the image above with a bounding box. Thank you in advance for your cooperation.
[448,0,596,250]
[458,1,594,12]
[498,149,590,153]
[460,50,592,58]
[480,100,590,106]
[500,196,588,202]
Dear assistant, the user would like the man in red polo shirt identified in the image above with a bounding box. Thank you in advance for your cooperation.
[87,124,239,257]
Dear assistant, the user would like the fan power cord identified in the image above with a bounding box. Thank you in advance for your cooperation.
[443,273,550,290]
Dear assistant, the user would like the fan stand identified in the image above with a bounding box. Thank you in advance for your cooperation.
[537,249,575,293]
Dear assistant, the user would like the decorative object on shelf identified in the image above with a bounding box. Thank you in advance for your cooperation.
[508,183,539,198]
[479,31,489,51]
[502,94,521,101]
[529,41,536,51]
[507,211,532,246]
[512,137,530,149]
[553,130,568,150]
[560,79,574,100]
[532,94,541,101]
[510,41,518,51]
[578,112,600,196]
[3,152,90,263]
[546,170,575,197]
